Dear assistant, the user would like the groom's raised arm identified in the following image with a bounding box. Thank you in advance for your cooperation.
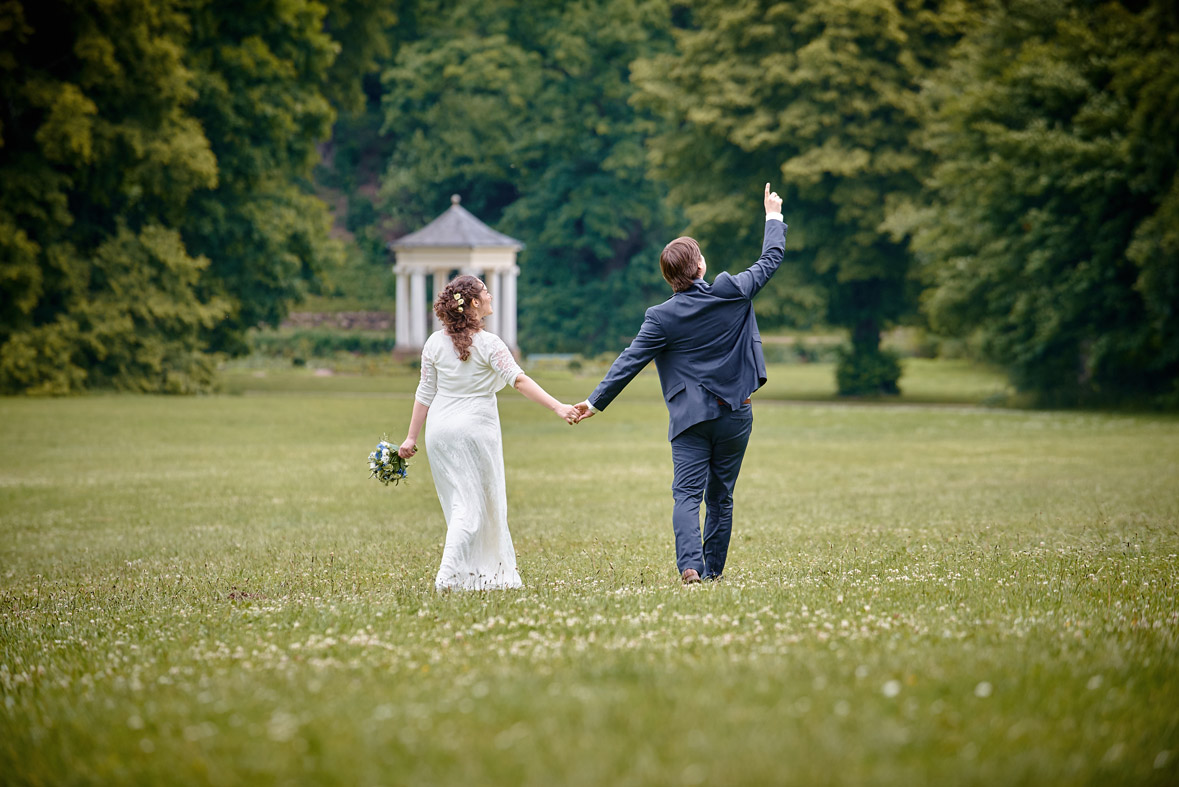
[581,309,668,414]
[732,183,787,300]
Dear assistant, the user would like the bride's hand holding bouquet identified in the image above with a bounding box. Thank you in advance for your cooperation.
[398,438,418,459]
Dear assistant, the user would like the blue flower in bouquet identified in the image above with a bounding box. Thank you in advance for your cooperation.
[368,435,411,487]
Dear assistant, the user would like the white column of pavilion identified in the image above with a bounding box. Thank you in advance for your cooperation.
[394,264,409,347]
[432,269,448,332]
[409,269,427,346]
[485,269,502,337]
[501,265,519,348]
[390,195,523,355]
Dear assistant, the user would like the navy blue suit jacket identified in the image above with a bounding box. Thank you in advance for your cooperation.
[588,219,787,440]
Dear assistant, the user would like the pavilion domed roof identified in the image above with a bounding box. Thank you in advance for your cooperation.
[389,195,523,250]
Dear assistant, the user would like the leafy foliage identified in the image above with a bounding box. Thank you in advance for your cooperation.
[321,0,401,113]
[634,0,971,394]
[315,103,401,302]
[0,0,389,392]
[180,0,350,356]
[0,0,223,393]
[379,0,679,354]
[893,0,1179,404]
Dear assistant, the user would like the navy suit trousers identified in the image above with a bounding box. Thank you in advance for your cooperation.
[669,402,753,578]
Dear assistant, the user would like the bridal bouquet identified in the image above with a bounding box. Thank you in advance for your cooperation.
[368,438,410,486]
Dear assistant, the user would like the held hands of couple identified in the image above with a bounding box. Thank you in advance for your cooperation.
[553,401,595,425]
[554,403,580,425]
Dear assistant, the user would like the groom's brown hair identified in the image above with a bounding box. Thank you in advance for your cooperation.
[660,237,701,292]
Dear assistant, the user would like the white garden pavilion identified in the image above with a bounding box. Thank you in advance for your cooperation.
[389,195,523,354]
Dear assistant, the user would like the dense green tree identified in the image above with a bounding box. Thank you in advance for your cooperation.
[379,0,678,354]
[0,0,224,393]
[0,0,390,391]
[891,0,1179,404]
[634,0,970,394]
[321,0,401,113]
[181,0,347,355]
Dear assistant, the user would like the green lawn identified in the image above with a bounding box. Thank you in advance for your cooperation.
[1,363,1177,785]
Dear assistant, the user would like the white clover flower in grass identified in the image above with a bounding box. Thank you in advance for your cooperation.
[882,679,902,697]
[975,681,993,698]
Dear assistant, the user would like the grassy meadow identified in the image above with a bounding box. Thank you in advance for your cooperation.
[2,360,1177,785]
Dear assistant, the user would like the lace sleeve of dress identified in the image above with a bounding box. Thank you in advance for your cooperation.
[488,334,524,390]
[414,342,437,406]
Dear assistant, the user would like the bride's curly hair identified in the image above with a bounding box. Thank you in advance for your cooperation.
[434,275,486,361]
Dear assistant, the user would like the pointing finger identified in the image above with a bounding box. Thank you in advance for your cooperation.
[765,182,770,197]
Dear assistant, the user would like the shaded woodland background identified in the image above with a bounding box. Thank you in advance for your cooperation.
[1,0,1176,404]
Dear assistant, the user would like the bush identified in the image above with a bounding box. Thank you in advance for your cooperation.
[835,345,901,396]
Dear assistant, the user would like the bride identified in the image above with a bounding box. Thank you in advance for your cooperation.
[398,274,579,590]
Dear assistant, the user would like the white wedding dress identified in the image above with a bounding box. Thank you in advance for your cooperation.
[415,330,525,591]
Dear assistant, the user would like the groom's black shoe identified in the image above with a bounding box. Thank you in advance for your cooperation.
[681,569,702,585]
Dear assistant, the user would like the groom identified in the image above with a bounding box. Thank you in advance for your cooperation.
[575,183,787,584]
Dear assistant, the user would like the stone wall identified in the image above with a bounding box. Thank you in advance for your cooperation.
[281,311,394,331]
